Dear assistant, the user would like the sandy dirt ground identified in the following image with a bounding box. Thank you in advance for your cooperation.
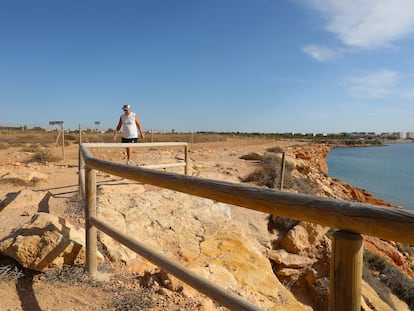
[0,138,301,311]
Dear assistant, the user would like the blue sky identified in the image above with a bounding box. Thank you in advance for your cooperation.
[2,0,414,133]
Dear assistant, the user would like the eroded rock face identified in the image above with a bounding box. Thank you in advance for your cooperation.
[291,144,331,175]
[0,212,102,271]
[267,144,412,311]
[96,185,311,311]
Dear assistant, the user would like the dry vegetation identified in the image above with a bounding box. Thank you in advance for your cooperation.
[363,250,414,309]
[243,147,319,194]
[1,129,256,146]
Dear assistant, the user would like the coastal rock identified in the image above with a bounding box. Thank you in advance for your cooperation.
[268,249,316,268]
[292,144,330,175]
[281,222,329,254]
[0,189,51,238]
[96,186,311,310]
[97,207,137,263]
[0,212,103,271]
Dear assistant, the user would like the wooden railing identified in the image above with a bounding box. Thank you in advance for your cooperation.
[79,142,414,311]
[78,142,188,198]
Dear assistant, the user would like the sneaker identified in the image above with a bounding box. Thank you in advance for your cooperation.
[126,160,133,165]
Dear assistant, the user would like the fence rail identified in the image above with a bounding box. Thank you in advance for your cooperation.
[79,142,414,311]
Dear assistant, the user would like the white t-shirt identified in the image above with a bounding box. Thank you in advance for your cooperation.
[121,112,138,138]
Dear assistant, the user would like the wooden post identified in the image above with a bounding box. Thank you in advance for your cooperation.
[279,152,285,190]
[184,144,189,175]
[329,230,363,311]
[85,166,97,276]
[61,122,65,160]
[78,125,84,198]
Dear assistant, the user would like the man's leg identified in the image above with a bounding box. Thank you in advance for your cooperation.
[126,147,131,161]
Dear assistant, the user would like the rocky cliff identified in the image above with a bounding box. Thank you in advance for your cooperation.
[0,141,412,310]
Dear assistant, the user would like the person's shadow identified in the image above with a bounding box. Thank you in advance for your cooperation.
[0,254,41,311]
[16,269,42,311]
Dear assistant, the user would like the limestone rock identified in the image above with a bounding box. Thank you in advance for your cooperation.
[0,189,51,238]
[281,222,329,254]
[268,249,317,268]
[0,212,102,271]
[97,207,137,263]
[97,183,145,196]
[97,187,311,310]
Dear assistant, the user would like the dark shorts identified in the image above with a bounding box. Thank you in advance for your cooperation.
[122,137,138,143]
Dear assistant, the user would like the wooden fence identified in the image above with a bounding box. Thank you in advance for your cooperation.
[79,142,414,311]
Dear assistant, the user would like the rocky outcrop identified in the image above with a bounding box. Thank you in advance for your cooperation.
[291,144,331,175]
[277,143,412,310]
[96,184,311,310]
[288,144,395,207]
[0,212,103,271]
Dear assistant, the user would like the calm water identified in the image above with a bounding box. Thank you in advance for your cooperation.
[326,143,414,210]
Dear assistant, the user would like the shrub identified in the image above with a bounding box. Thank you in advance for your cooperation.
[28,150,59,163]
[0,265,24,281]
[364,249,414,309]
[20,144,42,153]
[296,164,311,175]
[239,152,263,161]
[271,215,299,230]
[396,243,414,257]
[243,153,320,194]
[244,154,281,188]
[267,146,284,153]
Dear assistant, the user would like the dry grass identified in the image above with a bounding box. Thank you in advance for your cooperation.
[364,249,414,309]
[0,130,256,145]
[243,152,319,194]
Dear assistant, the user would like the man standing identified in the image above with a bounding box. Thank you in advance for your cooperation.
[113,104,145,164]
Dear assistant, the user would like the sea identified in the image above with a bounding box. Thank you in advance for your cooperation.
[326,143,414,211]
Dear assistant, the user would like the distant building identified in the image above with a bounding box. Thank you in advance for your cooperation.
[406,132,414,139]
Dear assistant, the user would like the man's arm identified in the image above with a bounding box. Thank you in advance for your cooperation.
[113,117,123,140]
[135,115,145,139]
